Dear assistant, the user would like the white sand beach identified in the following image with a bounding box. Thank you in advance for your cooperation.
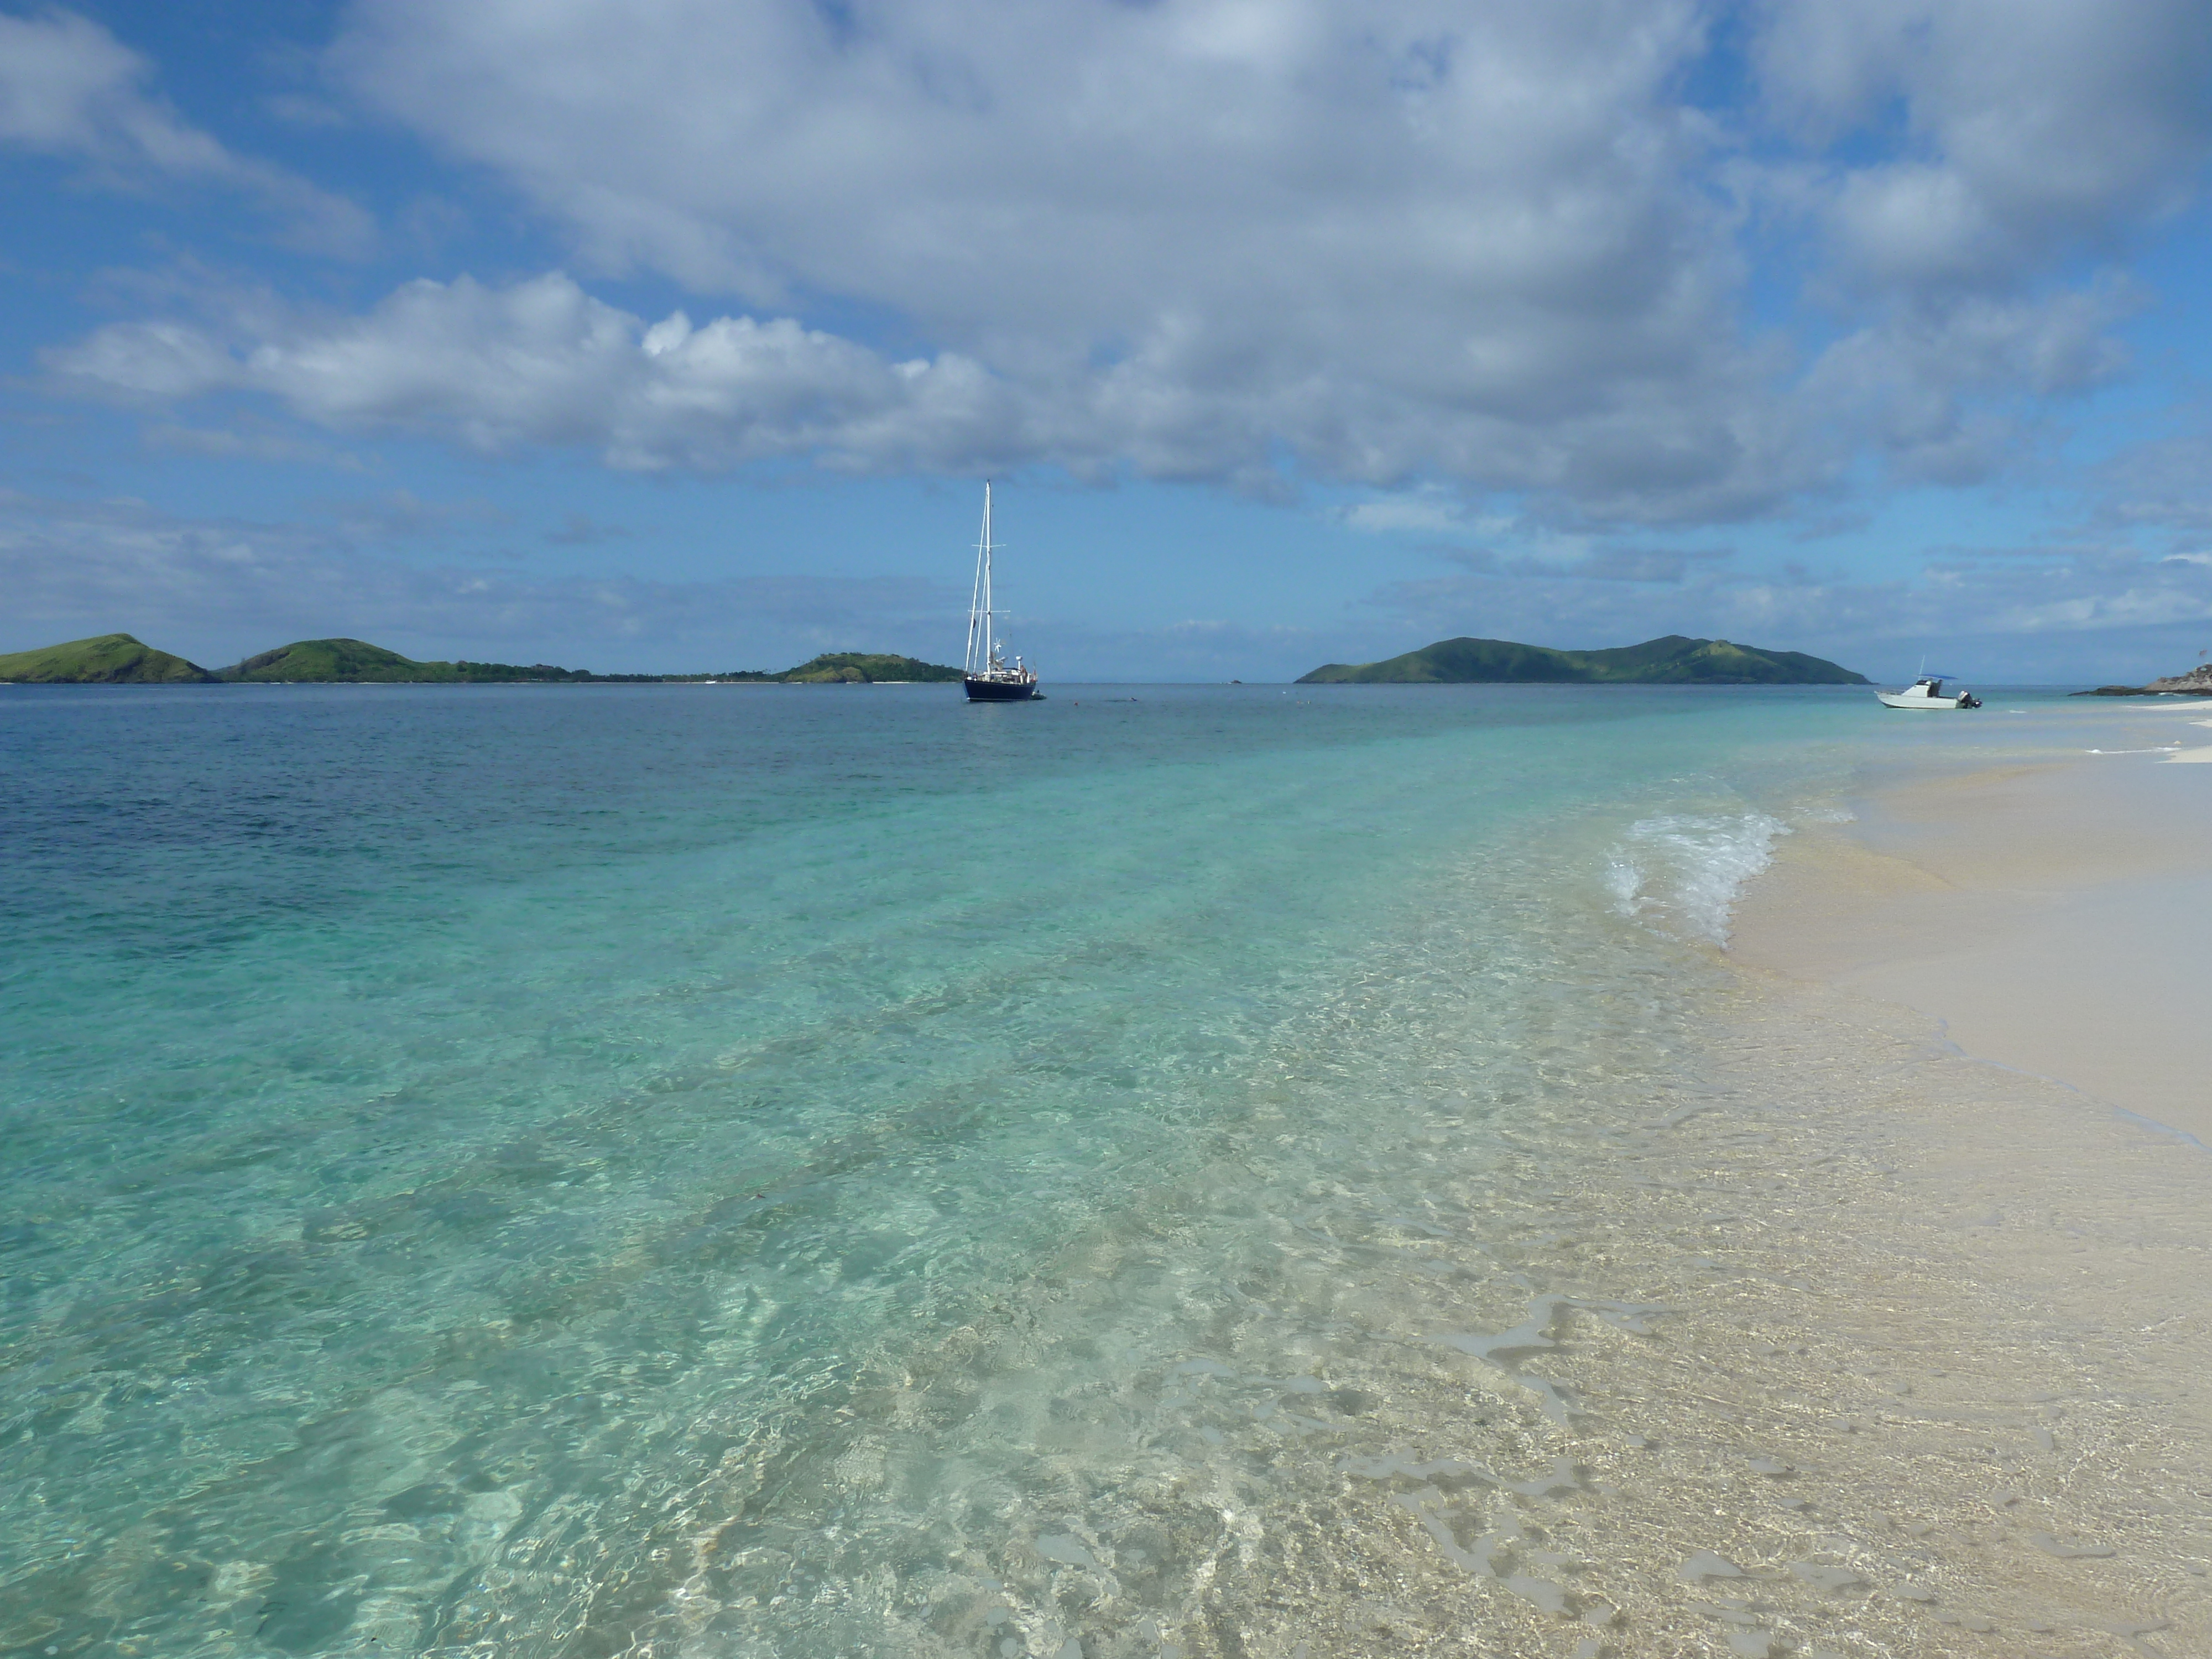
[1582,703,2212,1656]
[1733,734,2212,1144]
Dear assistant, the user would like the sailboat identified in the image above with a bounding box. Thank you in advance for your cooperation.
[963,481,1040,702]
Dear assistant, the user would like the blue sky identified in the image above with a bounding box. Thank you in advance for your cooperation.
[4,1,2210,681]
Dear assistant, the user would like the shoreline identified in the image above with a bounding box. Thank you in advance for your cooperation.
[1730,702,2212,1144]
[1560,701,2212,1653]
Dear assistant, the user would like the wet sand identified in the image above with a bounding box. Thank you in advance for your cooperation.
[848,970,2212,1658]
[652,812,2212,1656]
[1574,706,2212,1656]
[1731,723,2212,1144]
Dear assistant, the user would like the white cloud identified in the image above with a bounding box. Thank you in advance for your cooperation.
[47,273,1031,473]
[1800,284,2135,483]
[0,8,373,257]
[1748,0,2208,487]
[46,264,1817,517]
[1755,0,2212,290]
[30,1,2211,526]
[310,0,2208,515]
[316,0,1814,517]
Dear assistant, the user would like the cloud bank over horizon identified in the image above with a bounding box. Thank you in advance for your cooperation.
[7,0,2212,676]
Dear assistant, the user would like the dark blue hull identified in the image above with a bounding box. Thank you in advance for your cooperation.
[964,675,1039,701]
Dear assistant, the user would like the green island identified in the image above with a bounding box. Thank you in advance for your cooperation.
[0,635,964,685]
[0,633,220,684]
[1297,634,1867,686]
[675,652,965,685]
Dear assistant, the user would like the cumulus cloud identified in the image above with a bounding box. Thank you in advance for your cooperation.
[1799,284,2136,483]
[0,8,373,256]
[1746,1,2208,487]
[46,273,1031,473]
[32,1,2211,525]
[1755,0,2212,290]
[1339,487,1499,536]
[36,260,1799,515]
[305,0,2208,510]
[315,0,1816,517]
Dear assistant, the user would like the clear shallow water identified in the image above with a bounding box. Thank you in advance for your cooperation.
[0,683,2127,1656]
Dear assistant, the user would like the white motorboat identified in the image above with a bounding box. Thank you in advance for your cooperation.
[1877,675,1980,709]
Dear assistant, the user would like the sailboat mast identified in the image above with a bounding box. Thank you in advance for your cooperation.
[981,481,994,669]
[966,481,992,677]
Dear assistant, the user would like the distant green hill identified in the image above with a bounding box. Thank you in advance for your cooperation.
[759,653,963,684]
[223,638,442,682]
[1297,634,1868,686]
[0,633,215,683]
[7,633,967,686]
[216,639,627,683]
[664,653,961,683]
[225,640,966,684]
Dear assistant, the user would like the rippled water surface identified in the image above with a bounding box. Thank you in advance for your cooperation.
[0,682,2124,1657]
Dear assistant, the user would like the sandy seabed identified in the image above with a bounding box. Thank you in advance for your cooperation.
[611,713,2212,1659]
[822,977,2212,1659]
[674,958,2210,1658]
[1074,774,2205,1659]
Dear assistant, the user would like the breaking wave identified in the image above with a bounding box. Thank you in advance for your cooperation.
[1605,812,1791,948]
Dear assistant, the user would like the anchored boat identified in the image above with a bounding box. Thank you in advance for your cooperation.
[1877,674,1980,709]
[963,481,1040,702]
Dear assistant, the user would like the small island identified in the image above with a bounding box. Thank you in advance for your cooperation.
[0,633,220,684]
[0,634,964,686]
[1297,634,1868,686]
[2072,664,2212,696]
[686,653,964,685]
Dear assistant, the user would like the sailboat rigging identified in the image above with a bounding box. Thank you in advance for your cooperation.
[962,481,1040,702]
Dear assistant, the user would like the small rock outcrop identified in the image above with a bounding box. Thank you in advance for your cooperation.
[2075,662,2212,696]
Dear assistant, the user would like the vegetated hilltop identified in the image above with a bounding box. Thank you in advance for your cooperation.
[0,633,216,683]
[2,633,967,685]
[1297,634,1869,686]
[226,641,964,684]
[218,639,653,683]
[696,653,965,684]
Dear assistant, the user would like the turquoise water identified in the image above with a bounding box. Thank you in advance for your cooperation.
[0,684,2103,1656]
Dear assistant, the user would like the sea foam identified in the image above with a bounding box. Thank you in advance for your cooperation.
[1605,812,1790,947]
